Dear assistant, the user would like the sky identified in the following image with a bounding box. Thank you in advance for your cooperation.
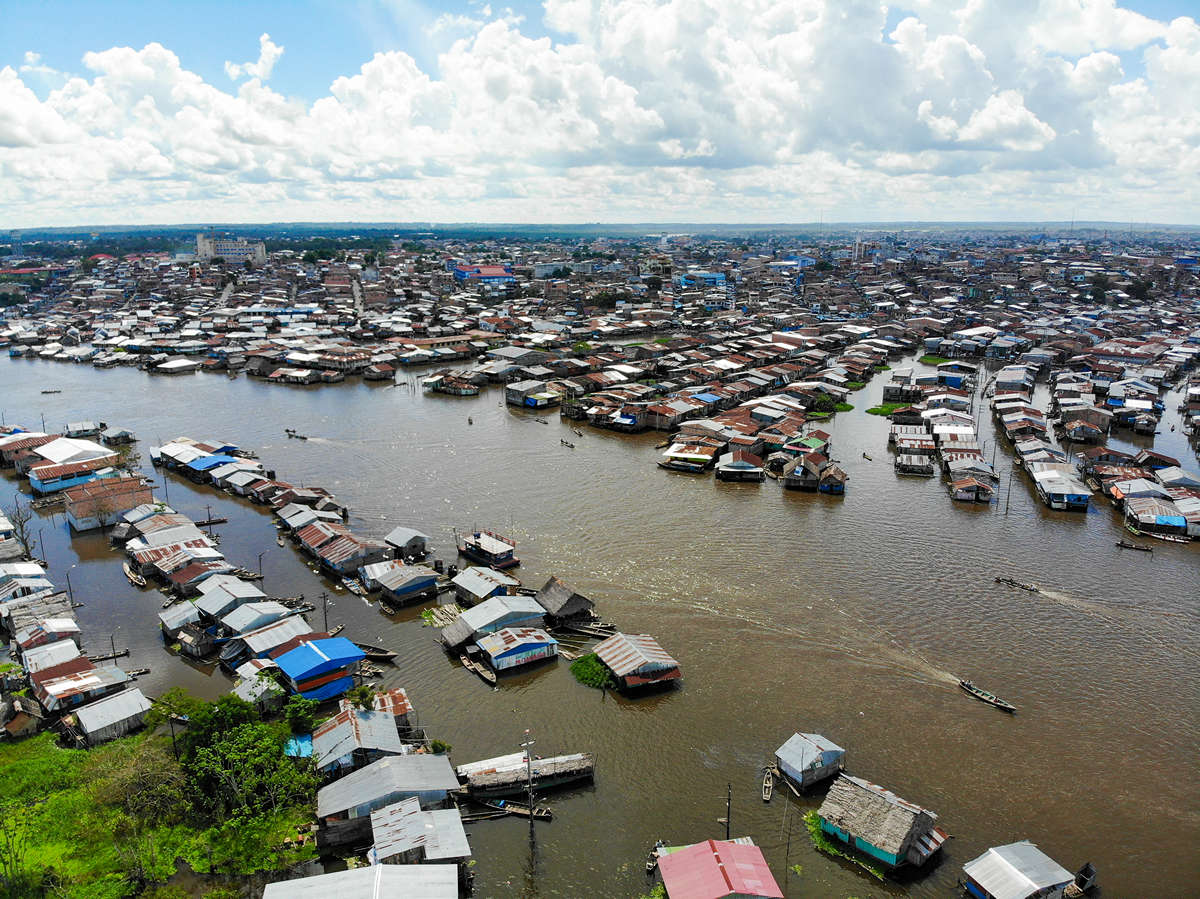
[2,0,1198,228]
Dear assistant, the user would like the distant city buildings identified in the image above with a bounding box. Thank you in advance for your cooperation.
[196,233,267,265]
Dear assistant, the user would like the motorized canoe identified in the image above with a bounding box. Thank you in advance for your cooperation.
[959,679,1017,712]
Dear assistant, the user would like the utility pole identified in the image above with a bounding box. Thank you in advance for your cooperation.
[723,783,731,840]
[320,591,330,632]
[205,504,214,537]
[521,729,536,838]
[1005,471,1013,514]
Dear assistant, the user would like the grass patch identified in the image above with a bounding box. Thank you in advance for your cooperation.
[834,402,854,413]
[654,337,672,345]
[844,381,866,391]
[803,810,887,881]
[875,364,891,371]
[866,402,909,416]
[918,354,950,365]
[570,653,615,689]
[807,411,833,421]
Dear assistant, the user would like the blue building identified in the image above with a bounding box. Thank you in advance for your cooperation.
[275,637,364,700]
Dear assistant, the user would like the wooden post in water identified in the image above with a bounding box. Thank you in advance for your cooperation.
[320,591,329,632]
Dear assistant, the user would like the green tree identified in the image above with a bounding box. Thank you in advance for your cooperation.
[189,723,317,821]
[812,393,837,413]
[644,275,663,293]
[1089,272,1112,303]
[180,695,257,759]
[283,695,318,734]
[344,685,375,710]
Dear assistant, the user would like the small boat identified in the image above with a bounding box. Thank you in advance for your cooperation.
[468,417,473,425]
[475,798,552,820]
[379,602,397,615]
[122,562,147,588]
[762,768,773,802]
[535,417,549,424]
[560,440,575,449]
[460,652,498,684]
[958,679,1017,712]
[572,428,583,437]
[994,576,1039,593]
[353,640,398,663]
[341,577,367,596]
[40,389,61,394]
[276,535,285,546]
[328,624,345,637]
[1116,540,1153,553]
[862,452,872,461]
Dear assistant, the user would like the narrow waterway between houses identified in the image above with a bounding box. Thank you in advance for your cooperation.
[3,354,1198,898]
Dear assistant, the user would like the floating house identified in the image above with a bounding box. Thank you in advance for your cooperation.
[312,706,408,777]
[456,751,595,798]
[961,841,1077,899]
[376,564,440,605]
[383,526,430,560]
[593,632,681,690]
[275,637,364,700]
[657,838,783,899]
[816,775,947,870]
[475,627,558,673]
[774,732,845,791]
[949,476,994,503]
[63,475,153,531]
[316,753,461,848]
[533,576,594,623]
[715,450,765,482]
[455,529,519,569]
[439,594,545,648]
[450,566,522,605]
[369,797,472,888]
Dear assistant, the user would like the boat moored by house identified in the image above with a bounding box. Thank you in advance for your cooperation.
[455,529,519,569]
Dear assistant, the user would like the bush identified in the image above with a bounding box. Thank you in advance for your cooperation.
[918,354,950,365]
[570,654,615,689]
[429,740,452,755]
[834,402,854,412]
[866,402,908,416]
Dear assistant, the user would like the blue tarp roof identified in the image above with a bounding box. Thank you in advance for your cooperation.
[285,734,313,757]
[693,392,721,404]
[276,637,364,681]
[1156,515,1187,527]
[186,454,239,471]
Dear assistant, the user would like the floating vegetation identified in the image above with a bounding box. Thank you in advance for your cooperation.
[569,653,615,689]
[803,810,886,881]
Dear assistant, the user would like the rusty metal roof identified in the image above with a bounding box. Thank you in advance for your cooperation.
[594,632,678,677]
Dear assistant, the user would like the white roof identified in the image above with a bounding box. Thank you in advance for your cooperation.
[963,841,1073,899]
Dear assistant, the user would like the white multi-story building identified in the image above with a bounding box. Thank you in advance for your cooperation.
[196,233,267,265]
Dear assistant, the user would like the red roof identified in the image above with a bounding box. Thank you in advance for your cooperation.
[658,840,783,899]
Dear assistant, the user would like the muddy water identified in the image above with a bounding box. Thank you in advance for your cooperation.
[2,354,1197,898]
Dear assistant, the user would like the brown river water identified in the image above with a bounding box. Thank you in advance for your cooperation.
[2,354,1197,898]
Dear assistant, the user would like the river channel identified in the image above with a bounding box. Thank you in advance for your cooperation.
[1,353,1197,898]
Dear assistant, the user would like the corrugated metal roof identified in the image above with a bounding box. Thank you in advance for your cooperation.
[370,798,471,862]
[962,841,1073,899]
[594,632,678,677]
[262,865,458,899]
[312,708,407,769]
[75,688,151,734]
[658,839,783,899]
[316,753,459,818]
[775,732,844,773]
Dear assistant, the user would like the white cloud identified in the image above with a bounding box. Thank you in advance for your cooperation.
[224,33,284,81]
[0,2,1197,226]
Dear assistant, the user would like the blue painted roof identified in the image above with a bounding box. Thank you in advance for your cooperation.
[186,454,239,471]
[276,637,364,680]
[285,734,313,757]
[299,675,355,701]
[693,392,721,404]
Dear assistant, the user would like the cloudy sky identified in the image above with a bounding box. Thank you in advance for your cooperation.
[1,0,1197,227]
